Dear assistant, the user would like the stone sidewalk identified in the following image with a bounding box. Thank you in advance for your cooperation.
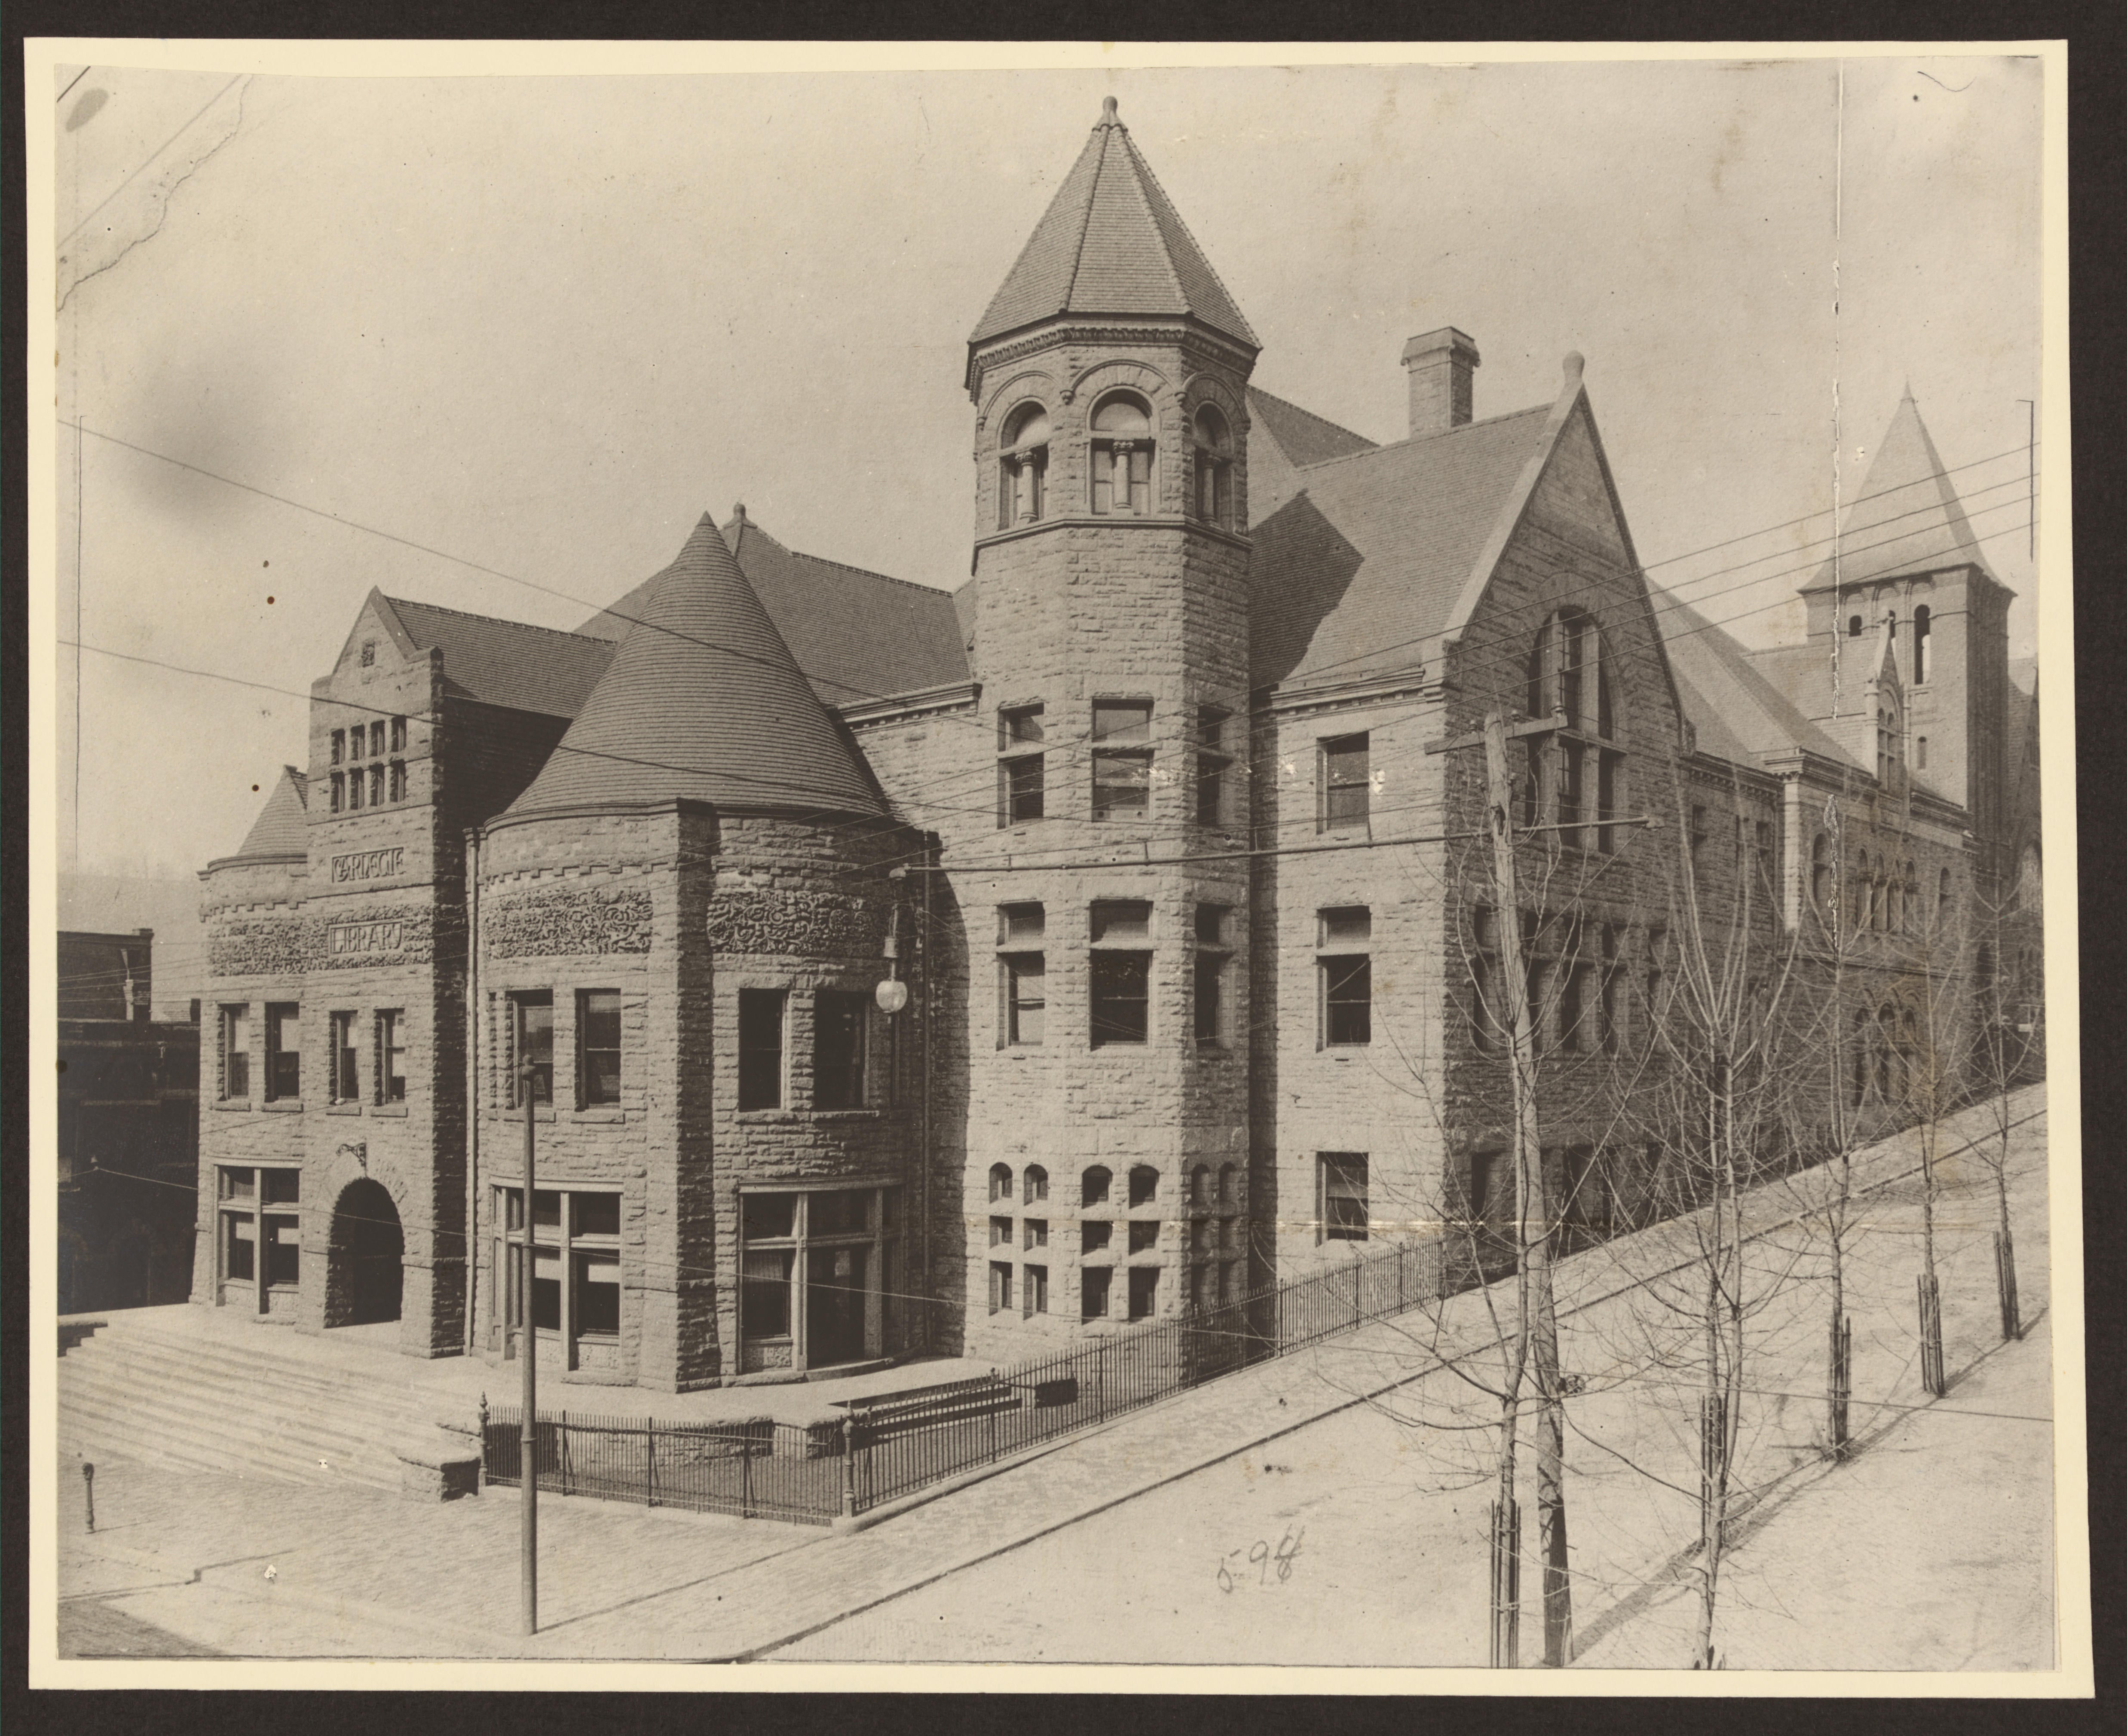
[54,1087,2055,1665]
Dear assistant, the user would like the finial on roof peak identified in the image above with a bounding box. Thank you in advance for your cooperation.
[1563,351,1585,387]
[1901,378,1916,403]
[1100,95,1120,126]
[732,502,747,523]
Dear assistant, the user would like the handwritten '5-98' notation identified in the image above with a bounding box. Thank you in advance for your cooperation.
[1217,1528,1304,1592]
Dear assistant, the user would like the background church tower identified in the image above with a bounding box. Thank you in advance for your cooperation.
[950,98,1260,1354]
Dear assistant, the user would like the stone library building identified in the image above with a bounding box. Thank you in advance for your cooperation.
[195,98,2044,1391]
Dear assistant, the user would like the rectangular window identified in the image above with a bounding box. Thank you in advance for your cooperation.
[989,1260,1013,1314]
[1196,708,1230,826]
[813,990,869,1109]
[1322,733,1371,830]
[263,1214,300,1287]
[1023,1264,1048,1317]
[1004,954,1046,1045]
[999,902,1045,945]
[1558,966,1588,1053]
[1319,906,1371,947]
[578,989,621,1107]
[1090,951,1151,1046]
[330,772,344,813]
[510,992,552,1106]
[390,715,407,752]
[389,761,407,802]
[1024,1218,1048,1250]
[347,767,364,810]
[220,1005,250,1100]
[330,729,345,765]
[990,1216,1013,1248]
[1320,1153,1369,1243]
[1522,738,1545,829]
[1558,739,1584,839]
[573,1251,620,1336]
[370,721,387,757]
[330,1012,358,1101]
[1596,750,1621,855]
[1081,1265,1112,1321]
[1322,956,1371,1046]
[1128,1219,1160,1255]
[1689,804,1707,865]
[369,765,384,807]
[225,1212,255,1281]
[1081,1219,1112,1255]
[1195,903,1229,945]
[1091,700,1154,821]
[737,989,786,1109]
[1194,953,1227,1045]
[1127,1266,1159,1321]
[999,706,1045,825]
[736,1248,790,1340]
[1090,899,1152,943]
[264,1003,300,1101]
[373,1009,406,1103]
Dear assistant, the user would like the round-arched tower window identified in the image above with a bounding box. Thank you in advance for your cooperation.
[1090,391,1154,516]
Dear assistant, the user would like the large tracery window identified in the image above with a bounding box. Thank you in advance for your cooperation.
[1192,404,1233,528]
[998,402,1050,529]
[1090,392,1154,516]
[1524,608,1623,852]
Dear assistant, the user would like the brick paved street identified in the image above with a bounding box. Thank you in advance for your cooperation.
[54,1089,2060,1671]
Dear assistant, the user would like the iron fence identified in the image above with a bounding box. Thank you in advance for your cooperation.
[481,1407,841,1525]
[478,1235,1445,1524]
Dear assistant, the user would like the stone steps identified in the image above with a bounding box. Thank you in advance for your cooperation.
[58,1313,472,1495]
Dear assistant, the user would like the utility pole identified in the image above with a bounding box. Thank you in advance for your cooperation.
[519,1057,539,1637]
[1482,711,1573,1667]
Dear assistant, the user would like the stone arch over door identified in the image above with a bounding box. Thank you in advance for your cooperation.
[326,1177,404,1327]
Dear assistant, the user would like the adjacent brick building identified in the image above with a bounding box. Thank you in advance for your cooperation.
[195,98,2042,1386]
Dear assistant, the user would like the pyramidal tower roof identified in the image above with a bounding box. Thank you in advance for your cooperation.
[969,96,1258,351]
[1806,390,2001,592]
[503,513,888,822]
[226,766,308,862]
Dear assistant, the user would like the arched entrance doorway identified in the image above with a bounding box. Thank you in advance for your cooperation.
[328,1178,403,1327]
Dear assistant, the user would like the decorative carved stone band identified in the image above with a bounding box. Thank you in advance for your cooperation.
[208,905,438,976]
[486,888,653,959]
[704,887,888,959]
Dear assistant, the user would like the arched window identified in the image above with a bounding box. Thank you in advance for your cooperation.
[1188,1162,1212,1207]
[1192,404,1233,527]
[1524,608,1622,852]
[1848,614,1865,638]
[1090,392,1154,516]
[1938,867,1954,930]
[989,1163,1014,1204]
[1852,852,1869,931]
[1128,1164,1159,1208]
[1024,1164,1049,1206]
[998,401,1050,530]
[1218,1161,1237,1205]
[1081,1165,1111,1208]
[1811,832,1832,912]
[1913,605,1931,684]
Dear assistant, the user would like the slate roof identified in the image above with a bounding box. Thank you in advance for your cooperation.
[578,513,967,709]
[377,594,618,718]
[1654,588,1849,764]
[1246,387,1377,468]
[969,98,1257,350]
[228,766,309,862]
[1804,391,2002,592]
[1249,405,1552,690]
[508,513,889,821]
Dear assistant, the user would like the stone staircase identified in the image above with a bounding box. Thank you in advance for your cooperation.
[58,1307,477,1495]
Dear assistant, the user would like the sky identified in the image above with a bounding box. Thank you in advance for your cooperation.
[47,52,2047,881]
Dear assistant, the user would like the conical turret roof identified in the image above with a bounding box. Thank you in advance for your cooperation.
[970,97,1257,350]
[226,766,308,862]
[503,513,888,822]
[1806,391,2000,591]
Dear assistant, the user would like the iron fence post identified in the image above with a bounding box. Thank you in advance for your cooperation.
[842,1416,857,1519]
[82,1462,94,1534]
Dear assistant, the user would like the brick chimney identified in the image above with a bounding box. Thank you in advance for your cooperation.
[1401,327,1481,437]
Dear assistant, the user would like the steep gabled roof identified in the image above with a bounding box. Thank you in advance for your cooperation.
[1249,404,1552,690]
[508,513,888,822]
[226,766,309,862]
[1804,391,2002,592]
[577,512,967,706]
[1654,588,1849,764]
[1246,386,1377,469]
[375,593,617,718]
[970,98,1257,350]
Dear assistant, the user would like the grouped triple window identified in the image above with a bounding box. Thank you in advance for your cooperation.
[1524,610,1623,852]
[329,715,409,813]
